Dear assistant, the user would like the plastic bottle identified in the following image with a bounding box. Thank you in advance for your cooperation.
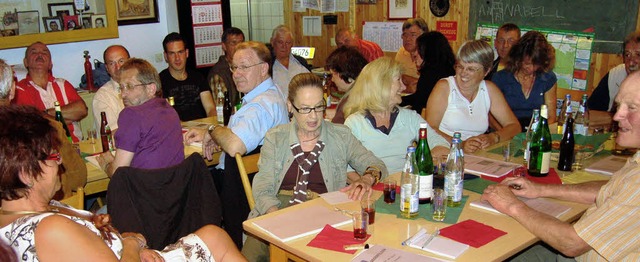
[524,109,540,166]
[574,94,589,136]
[416,123,433,204]
[216,83,224,124]
[400,146,419,218]
[445,135,464,207]
[557,94,571,134]
[557,113,575,171]
[528,105,552,177]
[54,101,72,143]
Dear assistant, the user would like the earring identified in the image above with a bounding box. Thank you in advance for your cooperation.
[26,181,34,188]
[288,112,293,118]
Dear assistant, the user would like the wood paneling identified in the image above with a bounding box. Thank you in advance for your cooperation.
[284,0,637,94]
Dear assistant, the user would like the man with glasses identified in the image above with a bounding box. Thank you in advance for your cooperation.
[208,27,245,108]
[185,41,289,248]
[395,18,429,94]
[92,45,129,133]
[270,25,310,98]
[13,41,88,142]
[97,58,184,178]
[588,31,640,126]
[0,58,86,200]
[160,32,216,121]
[486,23,520,80]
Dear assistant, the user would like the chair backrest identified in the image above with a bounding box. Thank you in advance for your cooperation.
[60,187,84,210]
[235,153,260,210]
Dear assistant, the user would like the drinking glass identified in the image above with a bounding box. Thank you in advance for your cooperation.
[383,179,396,204]
[432,188,446,221]
[86,129,97,144]
[352,211,369,240]
[361,197,376,225]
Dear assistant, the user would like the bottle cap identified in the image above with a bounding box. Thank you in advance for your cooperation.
[407,146,416,152]
[419,122,428,129]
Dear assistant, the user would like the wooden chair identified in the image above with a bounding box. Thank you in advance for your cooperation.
[235,153,260,210]
[60,187,84,210]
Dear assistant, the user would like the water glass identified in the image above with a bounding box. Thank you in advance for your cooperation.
[383,179,396,204]
[86,129,97,144]
[502,141,513,162]
[432,188,446,221]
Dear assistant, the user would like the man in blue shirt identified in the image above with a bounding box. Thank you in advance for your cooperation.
[185,41,289,248]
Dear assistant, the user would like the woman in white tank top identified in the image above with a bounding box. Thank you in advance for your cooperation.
[425,40,521,153]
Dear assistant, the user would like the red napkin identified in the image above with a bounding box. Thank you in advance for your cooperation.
[307,225,370,254]
[439,219,507,248]
[481,168,562,185]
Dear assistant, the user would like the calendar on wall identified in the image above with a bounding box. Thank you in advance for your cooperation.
[191,0,223,67]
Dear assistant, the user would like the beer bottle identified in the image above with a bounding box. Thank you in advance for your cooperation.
[557,113,575,171]
[100,112,111,152]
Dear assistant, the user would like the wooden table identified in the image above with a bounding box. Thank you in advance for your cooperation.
[82,116,221,196]
[243,142,613,262]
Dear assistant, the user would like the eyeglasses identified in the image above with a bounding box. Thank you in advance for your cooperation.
[121,83,151,92]
[291,103,327,114]
[230,62,265,73]
[454,65,484,74]
[45,151,62,164]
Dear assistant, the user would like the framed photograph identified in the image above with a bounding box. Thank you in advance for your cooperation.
[388,0,415,20]
[17,11,40,35]
[48,3,77,18]
[81,17,92,28]
[63,15,79,30]
[356,0,377,3]
[43,16,63,32]
[91,14,107,28]
[0,29,17,37]
[116,0,159,25]
[2,11,18,30]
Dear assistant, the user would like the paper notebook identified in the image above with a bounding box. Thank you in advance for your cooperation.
[405,228,469,259]
[585,155,628,176]
[464,155,520,178]
[252,205,351,242]
[470,197,571,218]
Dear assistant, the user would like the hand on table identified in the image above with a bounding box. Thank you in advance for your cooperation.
[499,177,541,199]
[183,128,206,144]
[481,184,526,216]
[340,178,373,201]
[96,151,115,171]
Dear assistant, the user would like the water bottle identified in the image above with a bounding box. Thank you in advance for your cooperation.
[216,83,224,124]
[574,94,589,136]
[400,146,419,218]
[445,135,463,207]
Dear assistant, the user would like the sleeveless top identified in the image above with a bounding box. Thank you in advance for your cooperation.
[439,76,491,140]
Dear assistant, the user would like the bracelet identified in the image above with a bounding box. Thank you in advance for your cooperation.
[208,124,222,136]
[123,235,148,249]
[363,167,381,185]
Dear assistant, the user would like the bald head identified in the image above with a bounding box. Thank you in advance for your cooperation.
[613,71,640,148]
[104,45,130,82]
[335,28,357,48]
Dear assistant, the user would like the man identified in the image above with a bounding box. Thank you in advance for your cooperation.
[97,58,184,178]
[588,31,640,118]
[482,71,640,261]
[185,41,289,248]
[13,42,88,142]
[0,59,86,199]
[486,23,521,80]
[208,27,245,108]
[160,32,216,121]
[92,45,129,133]
[49,21,60,31]
[395,18,428,93]
[335,28,384,62]
[270,25,310,98]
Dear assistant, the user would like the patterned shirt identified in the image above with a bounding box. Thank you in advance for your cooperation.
[357,39,384,62]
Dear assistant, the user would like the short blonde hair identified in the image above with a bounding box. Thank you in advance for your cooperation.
[343,57,403,118]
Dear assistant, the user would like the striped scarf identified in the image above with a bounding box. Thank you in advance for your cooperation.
[289,140,325,205]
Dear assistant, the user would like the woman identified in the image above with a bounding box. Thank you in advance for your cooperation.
[0,106,245,262]
[492,31,557,130]
[243,73,387,261]
[401,31,456,115]
[426,40,521,153]
[325,46,368,124]
[343,57,450,173]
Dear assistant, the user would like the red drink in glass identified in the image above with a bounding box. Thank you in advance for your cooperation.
[353,228,367,239]
[384,186,396,203]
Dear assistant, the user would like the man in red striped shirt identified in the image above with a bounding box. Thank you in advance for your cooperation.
[335,28,384,62]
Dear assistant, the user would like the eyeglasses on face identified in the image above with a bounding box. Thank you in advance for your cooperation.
[45,151,62,164]
[120,83,151,92]
[291,103,327,114]
[454,65,484,74]
[230,62,265,73]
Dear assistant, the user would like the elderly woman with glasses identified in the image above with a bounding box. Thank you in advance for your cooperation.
[0,106,245,261]
[243,73,387,261]
[343,57,450,173]
[425,40,521,153]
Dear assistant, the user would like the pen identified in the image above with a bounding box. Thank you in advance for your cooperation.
[421,228,440,249]
[401,228,427,246]
[344,243,369,250]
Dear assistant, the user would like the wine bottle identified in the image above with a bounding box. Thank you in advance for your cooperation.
[557,113,575,171]
[54,101,72,143]
[415,123,433,204]
[528,105,552,177]
[524,109,540,166]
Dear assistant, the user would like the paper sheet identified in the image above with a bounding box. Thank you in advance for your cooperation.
[320,191,352,205]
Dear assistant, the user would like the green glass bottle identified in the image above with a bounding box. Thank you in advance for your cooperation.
[415,123,433,204]
[528,105,552,177]
[54,101,72,143]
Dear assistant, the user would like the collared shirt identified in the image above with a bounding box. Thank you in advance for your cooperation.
[394,46,420,79]
[93,79,124,130]
[272,54,310,98]
[217,78,289,169]
[357,39,384,62]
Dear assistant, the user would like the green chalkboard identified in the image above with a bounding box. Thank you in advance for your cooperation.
[468,0,638,54]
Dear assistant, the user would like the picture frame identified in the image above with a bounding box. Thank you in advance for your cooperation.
[43,16,63,32]
[116,0,159,25]
[48,3,77,18]
[387,0,415,20]
[17,11,40,35]
[63,15,79,31]
[81,17,92,29]
[356,0,377,3]
[91,14,107,28]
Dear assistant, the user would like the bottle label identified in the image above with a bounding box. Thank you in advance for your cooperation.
[524,142,530,162]
[453,180,463,202]
[216,105,224,124]
[400,184,419,214]
[444,172,461,200]
[418,175,433,199]
[540,152,551,173]
[410,191,419,213]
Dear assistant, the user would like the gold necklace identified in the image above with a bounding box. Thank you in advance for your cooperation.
[0,207,59,215]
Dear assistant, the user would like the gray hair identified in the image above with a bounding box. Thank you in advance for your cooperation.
[271,25,293,41]
[457,40,494,72]
[0,59,13,99]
